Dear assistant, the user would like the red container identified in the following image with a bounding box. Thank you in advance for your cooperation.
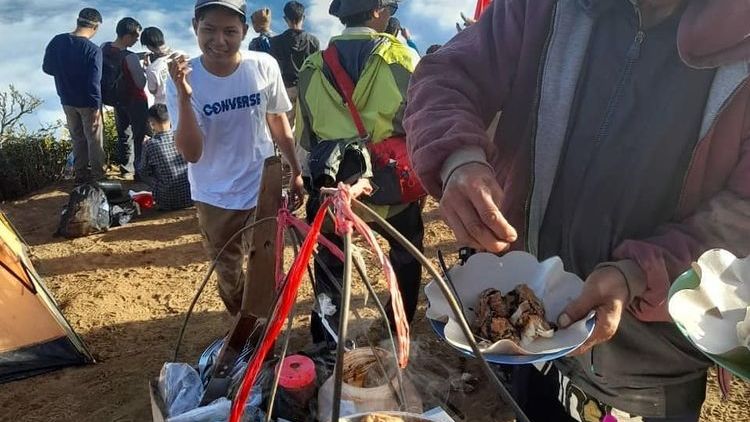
[277,355,316,405]
[132,192,154,210]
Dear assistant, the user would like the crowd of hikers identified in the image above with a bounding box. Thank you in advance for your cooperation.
[40,1,750,421]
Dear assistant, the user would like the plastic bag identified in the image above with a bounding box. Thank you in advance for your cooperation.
[168,398,230,422]
[159,363,203,418]
[167,398,266,422]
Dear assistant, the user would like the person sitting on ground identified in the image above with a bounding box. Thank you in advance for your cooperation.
[168,0,304,316]
[137,104,192,211]
[42,8,105,184]
[248,7,273,53]
[140,27,174,106]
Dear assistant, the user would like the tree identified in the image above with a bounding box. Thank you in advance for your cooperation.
[0,85,43,142]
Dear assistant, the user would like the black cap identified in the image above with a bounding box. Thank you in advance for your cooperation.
[194,0,247,17]
[329,0,399,18]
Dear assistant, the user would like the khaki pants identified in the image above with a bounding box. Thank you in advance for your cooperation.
[63,105,104,182]
[195,202,255,315]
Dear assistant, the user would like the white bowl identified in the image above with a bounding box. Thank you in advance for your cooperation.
[425,251,593,355]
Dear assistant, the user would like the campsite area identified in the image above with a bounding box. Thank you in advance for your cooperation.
[1,181,749,422]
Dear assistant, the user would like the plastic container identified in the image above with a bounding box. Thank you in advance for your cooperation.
[273,355,318,421]
[96,180,125,201]
[278,354,317,404]
[317,348,422,422]
[129,190,154,209]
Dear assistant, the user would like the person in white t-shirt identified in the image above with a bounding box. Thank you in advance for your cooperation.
[168,0,304,315]
[140,27,173,105]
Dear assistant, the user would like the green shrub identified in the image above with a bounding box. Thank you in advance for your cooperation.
[0,135,72,201]
[103,108,117,164]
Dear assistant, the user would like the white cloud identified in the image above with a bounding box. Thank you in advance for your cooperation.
[406,0,477,31]
[0,0,481,130]
[0,1,200,130]
[304,0,344,46]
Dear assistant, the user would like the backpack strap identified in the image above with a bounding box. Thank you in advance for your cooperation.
[322,44,368,140]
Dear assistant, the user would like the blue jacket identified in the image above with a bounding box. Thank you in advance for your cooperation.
[43,34,102,108]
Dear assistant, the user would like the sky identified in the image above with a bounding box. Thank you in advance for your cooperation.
[0,0,476,130]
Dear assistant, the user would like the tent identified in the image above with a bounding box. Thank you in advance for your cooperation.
[0,210,93,383]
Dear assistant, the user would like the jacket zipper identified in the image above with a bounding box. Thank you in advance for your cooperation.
[591,4,645,147]
[588,0,646,378]
[524,3,558,253]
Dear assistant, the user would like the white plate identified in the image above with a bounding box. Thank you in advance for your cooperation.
[669,249,750,355]
[425,252,593,355]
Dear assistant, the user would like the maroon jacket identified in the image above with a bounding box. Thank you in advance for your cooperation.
[405,0,750,323]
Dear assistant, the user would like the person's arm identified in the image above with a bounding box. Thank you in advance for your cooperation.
[267,112,304,202]
[310,35,320,53]
[42,38,56,76]
[557,131,750,354]
[404,0,529,251]
[294,67,317,152]
[611,153,750,322]
[138,141,156,187]
[400,27,419,54]
[265,58,304,202]
[88,46,103,108]
[125,53,147,90]
[146,64,159,95]
[677,0,750,67]
[167,55,203,163]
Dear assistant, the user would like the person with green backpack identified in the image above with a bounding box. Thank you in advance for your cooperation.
[295,0,425,345]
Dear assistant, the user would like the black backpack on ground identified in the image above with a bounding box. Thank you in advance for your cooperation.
[56,184,111,238]
[101,44,130,107]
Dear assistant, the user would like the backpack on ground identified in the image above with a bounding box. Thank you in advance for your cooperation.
[56,184,111,238]
[101,44,130,107]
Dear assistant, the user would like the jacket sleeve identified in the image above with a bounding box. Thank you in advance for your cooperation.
[403,0,526,196]
[138,142,156,187]
[88,47,103,107]
[294,67,318,153]
[406,38,419,54]
[677,0,750,68]
[311,36,320,53]
[42,38,56,76]
[125,54,147,90]
[613,127,750,322]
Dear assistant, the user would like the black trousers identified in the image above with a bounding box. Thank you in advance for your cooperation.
[511,365,700,422]
[305,196,424,344]
[114,99,149,174]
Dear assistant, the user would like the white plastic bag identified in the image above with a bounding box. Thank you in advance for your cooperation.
[159,363,203,417]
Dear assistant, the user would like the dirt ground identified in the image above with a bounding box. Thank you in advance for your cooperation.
[0,182,748,422]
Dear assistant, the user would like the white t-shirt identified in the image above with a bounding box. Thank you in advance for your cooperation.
[167,51,292,210]
[146,55,170,105]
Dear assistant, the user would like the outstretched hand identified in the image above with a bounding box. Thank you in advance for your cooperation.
[440,163,517,252]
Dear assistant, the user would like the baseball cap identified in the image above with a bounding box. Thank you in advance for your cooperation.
[329,0,399,19]
[194,0,247,17]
